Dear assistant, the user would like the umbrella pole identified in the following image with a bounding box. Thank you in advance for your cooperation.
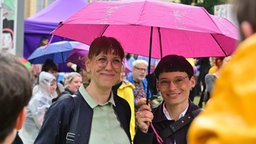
[158,27,163,58]
[146,27,153,105]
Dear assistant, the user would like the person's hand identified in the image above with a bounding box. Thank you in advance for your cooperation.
[136,104,153,133]
[67,62,74,67]
[135,98,147,109]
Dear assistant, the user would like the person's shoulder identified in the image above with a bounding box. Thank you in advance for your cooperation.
[50,94,80,111]
[189,101,202,112]
[205,74,216,80]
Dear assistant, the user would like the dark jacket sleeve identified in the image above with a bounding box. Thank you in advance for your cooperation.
[134,129,154,144]
[34,96,75,144]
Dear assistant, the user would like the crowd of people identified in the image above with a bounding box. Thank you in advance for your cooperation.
[1,0,256,144]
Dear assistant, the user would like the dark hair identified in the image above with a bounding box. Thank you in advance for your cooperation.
[154,54,194,80]
[41,59,58,72]
[0,53,32,142]
[236,0,256,39]
[37,36,49,47]
[88,36,124,60]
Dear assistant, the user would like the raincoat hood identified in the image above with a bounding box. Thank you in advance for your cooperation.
[38,71,56,96]
[188,34,256,144]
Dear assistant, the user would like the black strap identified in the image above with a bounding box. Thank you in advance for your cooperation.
[57,94,80,144]
[158,109,202,140]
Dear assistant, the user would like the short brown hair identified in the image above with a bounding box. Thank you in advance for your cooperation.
[88,36,124,60]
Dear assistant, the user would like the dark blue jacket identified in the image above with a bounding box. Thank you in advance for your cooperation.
[35,91,131,144]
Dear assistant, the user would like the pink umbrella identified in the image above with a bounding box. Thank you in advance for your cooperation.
[66,43,89,70]
[52,0,239,104]
[52,0,238,59]
[210,15,238,55]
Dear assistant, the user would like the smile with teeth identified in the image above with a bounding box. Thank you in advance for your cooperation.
[168,92,181,97]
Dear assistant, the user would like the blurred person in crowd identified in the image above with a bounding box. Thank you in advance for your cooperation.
[126,53,136,69]
[127,59,152,108]
[195,57,211,108]
[0,53,32,144]
[19,72,56,144]
[53,72,82,102]
[36,36,49,48]
[31,36,49,81]
[204,56,226,103]
[67,61,91,87]
[34,36,150,144]
[137,56,160,99]
[134,54,201,144]
[62,72,82,94]
[188,0,256,143]
[33,59,64,96]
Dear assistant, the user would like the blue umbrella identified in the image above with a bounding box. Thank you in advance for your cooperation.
[28,41,81,64]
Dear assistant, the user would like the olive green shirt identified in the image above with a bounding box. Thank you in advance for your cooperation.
[79,86,130,144]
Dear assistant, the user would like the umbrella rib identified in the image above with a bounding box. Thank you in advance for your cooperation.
[100,25,109,36]
[211,34,227,56]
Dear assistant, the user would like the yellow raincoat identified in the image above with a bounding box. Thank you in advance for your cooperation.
[188,34,256,144]
[117,80,136,142]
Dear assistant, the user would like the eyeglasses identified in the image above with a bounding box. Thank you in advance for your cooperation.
[134,66,147,72]
[158,76,188,88]
[95,56,122,69]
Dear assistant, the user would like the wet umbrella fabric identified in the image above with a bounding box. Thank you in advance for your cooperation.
[52,0,239,103]
[28,41,81,64]
[66,43,89,70]
[52,0,238,59]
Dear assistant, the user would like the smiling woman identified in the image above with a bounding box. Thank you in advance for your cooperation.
[34,36,145,144]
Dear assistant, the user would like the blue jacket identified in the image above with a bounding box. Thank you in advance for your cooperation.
[127,72,152,99]
[34,91,131,144]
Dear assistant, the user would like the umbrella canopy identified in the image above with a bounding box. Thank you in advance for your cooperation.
[66,43,90,70]
[28,41,81,64]
[24,0,88,58]
[210,15,238,55]
[52,0,238,59]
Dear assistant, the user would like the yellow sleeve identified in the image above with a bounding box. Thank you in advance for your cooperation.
[188,34,256,144]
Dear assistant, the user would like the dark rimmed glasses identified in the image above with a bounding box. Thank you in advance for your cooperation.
[158,75,188,88]
[95,56,122,69]
[134,66,147,72]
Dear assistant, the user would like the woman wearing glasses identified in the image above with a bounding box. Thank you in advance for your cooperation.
[134,54,201,144]
[35,36,148,144]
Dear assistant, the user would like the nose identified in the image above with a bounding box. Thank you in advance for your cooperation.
[168,81,177,89]
[105,60,114,70]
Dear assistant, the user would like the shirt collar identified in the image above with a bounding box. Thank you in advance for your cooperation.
[79,85,116,109]
[162,102,188,120]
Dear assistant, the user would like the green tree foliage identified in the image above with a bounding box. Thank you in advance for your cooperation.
[180,0,226,14]
[180,0,193,5]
